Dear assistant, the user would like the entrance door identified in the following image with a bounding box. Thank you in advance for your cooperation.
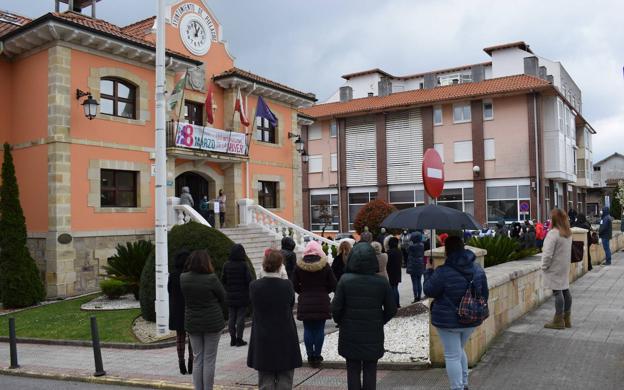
[175,172,210,209]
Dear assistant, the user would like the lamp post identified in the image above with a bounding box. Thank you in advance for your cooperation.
[76,89,99,120]
[302,150,309,163]
[288,132,305,154]
[154,0,169,336]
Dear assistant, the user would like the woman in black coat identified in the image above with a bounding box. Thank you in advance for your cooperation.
[247,249,302,389]
[332,242,397,390]
[332,240,352,281]
[168,249,192,375]
[280,236,297,279]
[574,214,593,271]
[221,244,253,347]
[386,237,403,308]
[292,240,337,366]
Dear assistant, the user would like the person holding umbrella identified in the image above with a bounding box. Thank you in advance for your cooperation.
[424,236,489,390]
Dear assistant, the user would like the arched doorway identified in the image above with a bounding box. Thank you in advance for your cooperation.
[175,171,213,209]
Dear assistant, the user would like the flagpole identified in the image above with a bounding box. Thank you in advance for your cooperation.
[154,0,169,335]
[177,69,188,121]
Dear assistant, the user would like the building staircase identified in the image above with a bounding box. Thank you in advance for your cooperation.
[220,225,283,274]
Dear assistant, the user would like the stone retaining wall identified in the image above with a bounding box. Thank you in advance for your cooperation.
[429,229,623,367]
[28,231,154,297]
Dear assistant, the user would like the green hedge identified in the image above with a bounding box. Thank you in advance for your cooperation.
[140,222,256,322]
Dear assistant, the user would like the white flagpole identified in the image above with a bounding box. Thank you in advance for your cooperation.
[154,0,169,335]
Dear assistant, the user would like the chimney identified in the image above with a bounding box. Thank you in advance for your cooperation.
[538,66,547,80]
[423,73,436,89]
[55,0,99,18]
[378,77,392,97]
[523,56,539,76]
[339,86,353,102]
[471,64,485,82]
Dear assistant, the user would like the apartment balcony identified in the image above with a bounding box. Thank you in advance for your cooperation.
[166,121,249,162]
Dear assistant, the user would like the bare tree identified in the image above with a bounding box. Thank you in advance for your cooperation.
[317,199,334,238]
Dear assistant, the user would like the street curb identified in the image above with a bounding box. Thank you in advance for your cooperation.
[0,368,255,390]
[0,337,176,350]
[302,361,430,370]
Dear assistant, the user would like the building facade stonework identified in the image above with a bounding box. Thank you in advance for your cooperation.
[0,0,314,297]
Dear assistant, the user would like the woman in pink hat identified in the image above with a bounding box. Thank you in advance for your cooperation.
[292,240,337,367]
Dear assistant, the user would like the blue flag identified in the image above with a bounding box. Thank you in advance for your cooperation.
[255,96,278,127]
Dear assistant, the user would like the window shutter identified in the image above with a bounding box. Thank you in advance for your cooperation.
[386,109,423,184]
[346,117,377,186]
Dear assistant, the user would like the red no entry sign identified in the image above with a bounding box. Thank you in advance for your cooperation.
[422,148,445,199]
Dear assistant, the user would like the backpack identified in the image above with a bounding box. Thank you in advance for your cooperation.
[446,264,489,325]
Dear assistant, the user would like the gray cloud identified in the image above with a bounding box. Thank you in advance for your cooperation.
[2,0,622,160]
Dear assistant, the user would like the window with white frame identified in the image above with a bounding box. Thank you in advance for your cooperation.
[454,141,472,163]
[487,184,531,223]
[389,189,425,210]
[484,139,495,161]
[483,100,494,120]
[557,99,564,131]
[453,102,471,123]
[434,143,445,163]
[330,120,337,138]
[433,105,443,125]
[330,153,338,172]
[348,191,377,230]
[308,155,323,173]
[308,123,322,140]
[310,192,339,231]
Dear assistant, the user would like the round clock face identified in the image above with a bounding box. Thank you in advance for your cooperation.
[179,13,211,56]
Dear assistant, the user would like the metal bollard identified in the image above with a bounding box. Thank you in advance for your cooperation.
[8,317,19,369]
[89,316,106,377]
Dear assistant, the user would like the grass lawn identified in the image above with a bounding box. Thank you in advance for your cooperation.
[0,294,141,343]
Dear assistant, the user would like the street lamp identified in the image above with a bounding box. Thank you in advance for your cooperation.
[288,132,305,154]
[302,149,309,163]
[76,89,99,120]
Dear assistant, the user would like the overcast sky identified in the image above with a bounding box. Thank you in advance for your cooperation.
[2,0,622,161]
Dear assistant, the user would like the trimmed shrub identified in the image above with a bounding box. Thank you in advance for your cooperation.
[467,235,540,267]
[100,279,128,300]
[0,143,45,308]
[139,249,156,322]
[103,240,153,300]
[353,199,397,237]
[139,222,256,322]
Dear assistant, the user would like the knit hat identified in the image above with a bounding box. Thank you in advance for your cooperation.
[303,240,325,257]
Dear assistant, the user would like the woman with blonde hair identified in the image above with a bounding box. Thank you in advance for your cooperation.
[542,208,573,330]
[371,242,388,280]
[332,240,352,281]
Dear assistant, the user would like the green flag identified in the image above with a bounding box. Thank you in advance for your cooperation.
[167,71,187,112]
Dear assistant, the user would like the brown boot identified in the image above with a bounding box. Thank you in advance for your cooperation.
[544,313,565,329]
[564,311,572,328]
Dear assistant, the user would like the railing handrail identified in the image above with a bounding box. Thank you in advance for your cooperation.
[173,204,211,227]
[249,203,337,247]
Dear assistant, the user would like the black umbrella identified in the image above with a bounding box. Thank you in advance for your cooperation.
[381,204,482,231]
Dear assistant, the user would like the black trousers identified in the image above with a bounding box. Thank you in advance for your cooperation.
[346,359,377,390]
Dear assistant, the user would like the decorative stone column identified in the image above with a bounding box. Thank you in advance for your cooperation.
[223,163,243,227]
[46,45,76,297]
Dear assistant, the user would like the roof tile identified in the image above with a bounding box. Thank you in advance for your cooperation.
[213,67,316,101]
[301,75,551,118]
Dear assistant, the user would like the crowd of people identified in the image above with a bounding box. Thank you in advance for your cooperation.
[166,205,616,390]
[178,186,227,228]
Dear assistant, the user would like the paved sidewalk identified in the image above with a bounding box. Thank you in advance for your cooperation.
[2,253,624,389]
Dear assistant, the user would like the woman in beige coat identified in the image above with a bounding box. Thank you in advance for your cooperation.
[371,241,388,280]
[541,208,573,329]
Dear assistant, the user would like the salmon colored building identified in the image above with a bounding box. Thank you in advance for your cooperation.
[0,0,315,297]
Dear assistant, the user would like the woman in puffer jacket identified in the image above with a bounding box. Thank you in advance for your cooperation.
[424,236,489,390]
[292,241,337,366]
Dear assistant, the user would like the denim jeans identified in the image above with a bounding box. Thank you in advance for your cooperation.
[436,326,476,390]
[410,271,423,300]
[303,320,326,358]
[602,238,612,264]
[390,284,400,307]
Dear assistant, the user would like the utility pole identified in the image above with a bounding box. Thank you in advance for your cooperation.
[154,0,169,335]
